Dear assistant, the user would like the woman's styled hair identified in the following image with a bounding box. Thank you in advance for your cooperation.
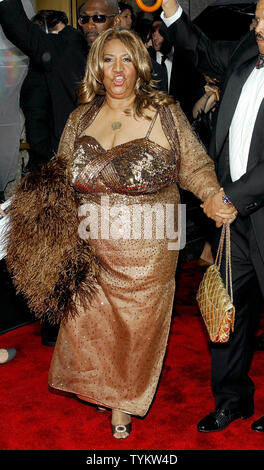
[78,28,173,118]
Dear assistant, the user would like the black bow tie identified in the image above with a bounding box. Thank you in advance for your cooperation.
[256,53,264,69]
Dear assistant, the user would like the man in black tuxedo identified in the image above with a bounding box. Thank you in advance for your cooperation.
[161,0,264,433]
[148,19,174,90]
[148,16,204,120]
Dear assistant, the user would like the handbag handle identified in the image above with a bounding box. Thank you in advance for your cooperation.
[215,224,233,303]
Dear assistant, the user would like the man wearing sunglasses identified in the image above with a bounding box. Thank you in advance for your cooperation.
[78,0,120,47]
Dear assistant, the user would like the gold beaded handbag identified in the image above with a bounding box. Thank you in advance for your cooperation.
[196,224,235,343]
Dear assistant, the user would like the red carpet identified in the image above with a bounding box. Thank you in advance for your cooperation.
[1,260,264,451]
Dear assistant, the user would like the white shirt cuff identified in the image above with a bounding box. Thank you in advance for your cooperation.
[160,5,183,27]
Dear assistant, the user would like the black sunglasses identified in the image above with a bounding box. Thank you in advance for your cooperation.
[79,14,116,24]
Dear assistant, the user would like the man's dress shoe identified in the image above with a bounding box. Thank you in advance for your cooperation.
[252,416,264,432]
[197,408,254,432]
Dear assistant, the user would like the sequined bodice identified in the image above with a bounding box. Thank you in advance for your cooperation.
[68,98,179,195]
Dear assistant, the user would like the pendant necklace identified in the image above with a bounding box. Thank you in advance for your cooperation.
[112,121,122,131]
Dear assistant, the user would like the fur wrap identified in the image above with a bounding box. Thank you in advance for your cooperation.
[5,157,101,325]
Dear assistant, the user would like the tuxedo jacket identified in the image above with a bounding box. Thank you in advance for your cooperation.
[150,56,168,93]
[148,44,204,121]
[162,12,264,263]
[20,60,54,163]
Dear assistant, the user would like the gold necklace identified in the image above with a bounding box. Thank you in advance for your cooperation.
[111,121,122,131]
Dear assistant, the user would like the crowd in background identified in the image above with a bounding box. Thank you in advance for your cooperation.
[0,1,207,204]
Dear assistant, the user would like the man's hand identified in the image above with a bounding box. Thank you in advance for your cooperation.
[162,0,178,17]
[201,190,238,227]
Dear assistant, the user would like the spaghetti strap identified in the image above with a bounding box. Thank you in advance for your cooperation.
[145,110,159,138]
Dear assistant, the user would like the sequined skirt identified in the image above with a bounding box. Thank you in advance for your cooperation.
[48,185,180,416]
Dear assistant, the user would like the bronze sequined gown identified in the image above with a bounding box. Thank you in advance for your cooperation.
[48,97,219,416]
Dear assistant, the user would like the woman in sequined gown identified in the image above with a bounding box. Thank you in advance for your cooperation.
[46,28,229,440]
[7,27,233,440]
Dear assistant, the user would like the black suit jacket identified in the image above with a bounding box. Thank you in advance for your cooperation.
[20,60,54,163]
[150,56,168,93]
[148,44,204,120]
[162,12,264,261]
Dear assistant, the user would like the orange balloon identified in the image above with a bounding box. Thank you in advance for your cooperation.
[135,0,162,13]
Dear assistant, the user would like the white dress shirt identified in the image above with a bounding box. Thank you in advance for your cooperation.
[161,4,264,183]
[229,67,264,181]
[160,6,183,26]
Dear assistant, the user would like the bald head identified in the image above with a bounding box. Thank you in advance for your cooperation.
[80,0,119,15]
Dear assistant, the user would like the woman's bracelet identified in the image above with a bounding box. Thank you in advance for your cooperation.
[220,188,232,205]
